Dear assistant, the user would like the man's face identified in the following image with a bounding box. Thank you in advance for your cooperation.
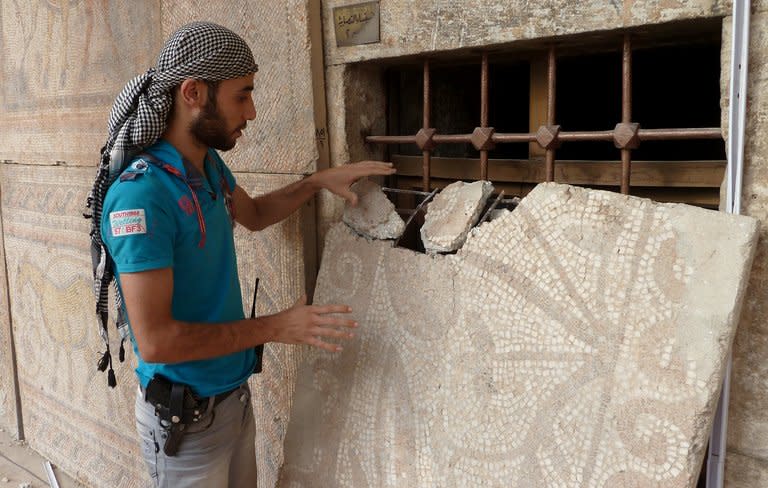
[189,74,256,151]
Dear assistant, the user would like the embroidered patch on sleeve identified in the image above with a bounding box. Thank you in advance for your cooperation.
[110,209,147,237]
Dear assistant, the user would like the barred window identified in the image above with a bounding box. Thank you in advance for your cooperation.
[368,20,724,217]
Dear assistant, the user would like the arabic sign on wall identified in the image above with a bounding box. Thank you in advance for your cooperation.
[333,1,380,47]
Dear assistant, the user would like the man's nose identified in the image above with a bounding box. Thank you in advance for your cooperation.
[245,99,256,121]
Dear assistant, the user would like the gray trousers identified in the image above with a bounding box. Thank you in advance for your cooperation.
[135,383,257,487]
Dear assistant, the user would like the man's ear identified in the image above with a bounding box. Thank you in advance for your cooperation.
[178,79,205,109]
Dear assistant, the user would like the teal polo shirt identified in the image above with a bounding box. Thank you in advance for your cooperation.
[101,140,255,397]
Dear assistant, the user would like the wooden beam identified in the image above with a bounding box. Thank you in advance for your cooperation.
[391,155,725,189]
[393,176,720,208]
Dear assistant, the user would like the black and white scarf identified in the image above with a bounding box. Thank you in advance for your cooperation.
[85,21,258,386]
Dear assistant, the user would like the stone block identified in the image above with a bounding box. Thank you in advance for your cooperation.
[322,1,728,66]
[725,451,768,488]
[280,183,758,487]
[343,179,405,240]
[161,1,319,174]
[0,1,161,166]
[421,180,493,253]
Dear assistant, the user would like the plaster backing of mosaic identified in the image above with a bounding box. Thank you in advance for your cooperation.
[421,180,494,253]
[343,179,405,239]
[279,182,758,488]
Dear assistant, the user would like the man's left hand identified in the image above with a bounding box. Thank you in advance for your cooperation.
[312,161,396,206]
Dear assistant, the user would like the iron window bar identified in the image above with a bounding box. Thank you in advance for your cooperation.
[366,34,723,194]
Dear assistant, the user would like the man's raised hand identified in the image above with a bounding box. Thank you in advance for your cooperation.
[264,294,358,352]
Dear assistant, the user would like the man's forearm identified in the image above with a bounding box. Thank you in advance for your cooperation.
[139,316,276,364]
[250,175,319,230]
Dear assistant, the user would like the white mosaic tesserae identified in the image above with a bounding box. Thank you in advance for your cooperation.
[280,183,758,488]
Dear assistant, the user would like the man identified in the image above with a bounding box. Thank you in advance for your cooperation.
[87,22,394,487]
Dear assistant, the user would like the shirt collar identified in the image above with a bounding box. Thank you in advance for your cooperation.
[145,139,215,192]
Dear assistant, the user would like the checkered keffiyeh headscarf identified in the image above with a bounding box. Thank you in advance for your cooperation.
[85,21,258,387]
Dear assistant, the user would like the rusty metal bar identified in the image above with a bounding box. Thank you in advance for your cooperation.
[621,34,632,194]
[394,188,439,248]
[366,135,418,144]
[493,133,537,143]
[366,127,722,146]
[545,45,556,182]
[480,53,490,180]
[423,60,431,191]
[433,134,472,144]
[381,187,434,196]
[638,128,722,140]
[560,131,615,141]
[478,190,506,225]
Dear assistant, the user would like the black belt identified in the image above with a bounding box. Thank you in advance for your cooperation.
[141,381,240,424]
[140,376,243,456]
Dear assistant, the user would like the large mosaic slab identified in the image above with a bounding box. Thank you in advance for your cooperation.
[280,182,758,487]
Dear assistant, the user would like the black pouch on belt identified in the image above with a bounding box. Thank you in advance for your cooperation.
[144,375,201,456]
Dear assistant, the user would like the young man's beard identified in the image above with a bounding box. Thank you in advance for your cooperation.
[189,101,239,151]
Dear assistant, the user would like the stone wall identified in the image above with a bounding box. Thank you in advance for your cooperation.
[0,1,321,487]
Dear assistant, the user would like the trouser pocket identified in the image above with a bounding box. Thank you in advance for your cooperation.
[135,396,161,480]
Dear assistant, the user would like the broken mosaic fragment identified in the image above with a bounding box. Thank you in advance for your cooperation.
[342,179,405,240]
[420,179,494,253]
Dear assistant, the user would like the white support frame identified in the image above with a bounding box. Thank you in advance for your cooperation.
[706,1,750,486]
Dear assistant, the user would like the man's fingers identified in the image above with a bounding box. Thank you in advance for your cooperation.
[314,315,358,329]
[312,304,353,315]
[313,326,355,340]
[342,189,359,207]
[352,161,396,176]
[308,336,343,353]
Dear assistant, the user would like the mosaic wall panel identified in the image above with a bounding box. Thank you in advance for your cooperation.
[0,1,161,166]
[161,0,319,174]
[0,185,20,438]
[233,172,315,488]
[322,0,728,65]
[0,166,314,486]
[0,164,145,487]
[280,183,758,487]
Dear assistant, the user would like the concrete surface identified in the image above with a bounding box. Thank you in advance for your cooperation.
[0,428,82,488]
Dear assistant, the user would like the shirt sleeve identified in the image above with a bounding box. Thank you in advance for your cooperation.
[101,177,176,273]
